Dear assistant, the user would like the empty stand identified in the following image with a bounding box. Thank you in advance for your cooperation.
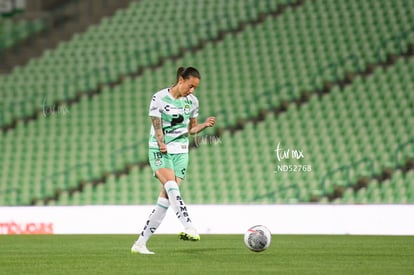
[1,0,413,205]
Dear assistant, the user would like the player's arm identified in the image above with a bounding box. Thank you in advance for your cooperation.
[189,117,216,135]
[151,116,167,153]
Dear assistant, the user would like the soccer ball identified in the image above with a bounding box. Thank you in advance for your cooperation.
[244,225,272,252]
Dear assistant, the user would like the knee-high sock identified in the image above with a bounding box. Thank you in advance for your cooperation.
[164,180,193,229]
[137,197,169,244]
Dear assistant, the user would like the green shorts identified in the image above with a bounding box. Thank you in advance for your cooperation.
[148,148,189,179]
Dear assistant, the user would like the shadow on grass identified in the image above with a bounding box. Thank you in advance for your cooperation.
[174,247,234,254]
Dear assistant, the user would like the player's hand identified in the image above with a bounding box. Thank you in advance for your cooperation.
[158,142,167,153]
[204,117,216,127]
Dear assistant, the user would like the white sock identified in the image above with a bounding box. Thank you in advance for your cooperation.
[137,197,169,244]
[164,180,193,229]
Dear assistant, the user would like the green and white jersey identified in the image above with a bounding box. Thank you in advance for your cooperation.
[149,88,199,154]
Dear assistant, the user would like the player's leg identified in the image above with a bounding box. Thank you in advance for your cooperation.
[131,150,172,254]
[155,167,198,240]
[171,153,200,241]
[174,176,200,241]
[131,189,170,254]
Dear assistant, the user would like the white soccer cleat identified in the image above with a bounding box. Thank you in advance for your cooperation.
[131,242,155,254]
[178,227,200,241]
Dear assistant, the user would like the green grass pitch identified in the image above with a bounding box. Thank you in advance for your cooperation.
[1,235,414,274]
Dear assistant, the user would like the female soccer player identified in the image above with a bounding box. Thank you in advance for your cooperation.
[131,67,216,254]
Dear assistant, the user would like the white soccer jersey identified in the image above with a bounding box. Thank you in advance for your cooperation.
[148,88,199,154]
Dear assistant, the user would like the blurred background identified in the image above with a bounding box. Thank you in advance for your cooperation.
[0,0,413,207]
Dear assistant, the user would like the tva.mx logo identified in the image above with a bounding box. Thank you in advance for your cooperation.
[274,142,304,161]
[273,142,311,173]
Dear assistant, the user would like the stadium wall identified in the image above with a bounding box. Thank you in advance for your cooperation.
[1,205,413,235]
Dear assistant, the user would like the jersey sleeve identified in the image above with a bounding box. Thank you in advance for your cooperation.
[191,96,199,118]
[149,93,162,118]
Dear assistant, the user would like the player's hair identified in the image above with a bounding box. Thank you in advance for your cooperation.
[176,67,201,83]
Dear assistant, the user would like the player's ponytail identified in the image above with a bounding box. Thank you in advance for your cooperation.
[176,67,186,83]
[175,67,201,84]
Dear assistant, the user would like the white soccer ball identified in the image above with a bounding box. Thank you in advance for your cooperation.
[244,225,272,252]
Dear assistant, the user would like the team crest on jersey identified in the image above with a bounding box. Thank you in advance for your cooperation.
[183,104,190,115]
